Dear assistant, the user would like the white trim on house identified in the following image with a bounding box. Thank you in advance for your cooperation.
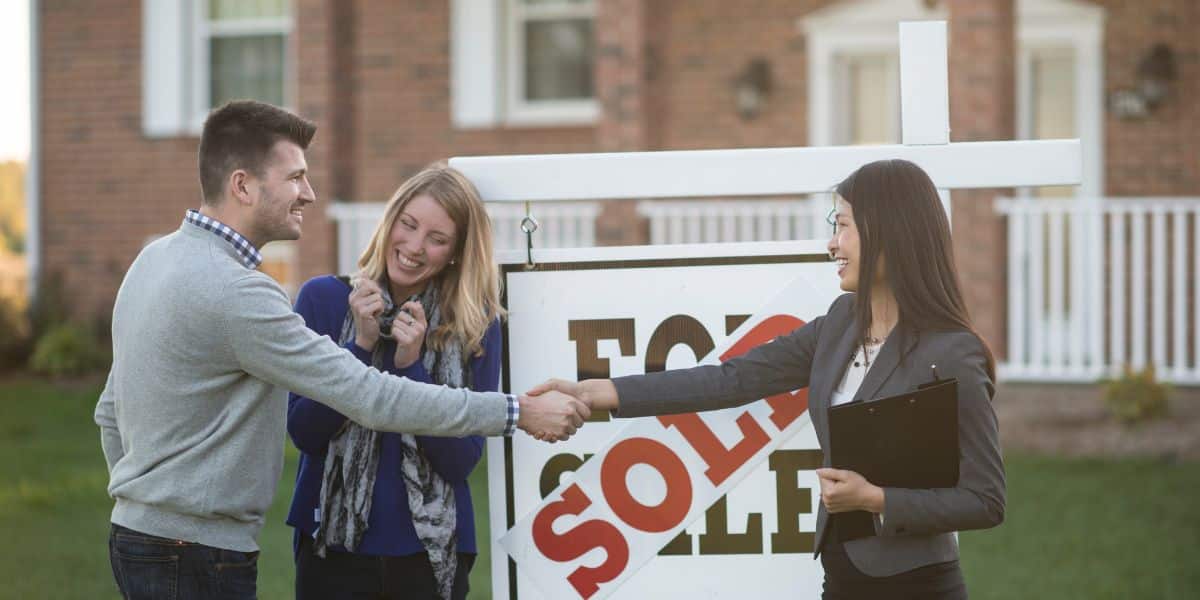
[503,0,598,126]
[142,0,294,137]
[142,0,191,137]
[190,0,293,133]
[27,0,39,301]
[800,0,946,147]
[1016,0,1105,199]
[450,0,598,129]
[800,2,951,215]
[451,0,502,128]
[801,0,1104,198]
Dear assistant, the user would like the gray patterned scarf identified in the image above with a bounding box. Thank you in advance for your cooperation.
[314,281,465,600]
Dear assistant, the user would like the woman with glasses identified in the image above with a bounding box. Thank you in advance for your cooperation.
[530,159,1005,599]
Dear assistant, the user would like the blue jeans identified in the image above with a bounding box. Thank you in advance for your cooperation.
[108,523,258,600]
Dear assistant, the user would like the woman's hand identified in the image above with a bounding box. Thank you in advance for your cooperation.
[390,300,427,369]
[523,379,619,441]
[815,468,885,514]
[348,277,386,351]
[527,378,619,412]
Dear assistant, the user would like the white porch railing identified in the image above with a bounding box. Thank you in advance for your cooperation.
[327,201,601,275]
[637,198,831,244]
[997,197,1200,385]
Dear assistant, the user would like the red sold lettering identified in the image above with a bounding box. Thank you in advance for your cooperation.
[720,315,809,430]
[658,411,769,486]
[531,484,630,599]
[601,437,693,533]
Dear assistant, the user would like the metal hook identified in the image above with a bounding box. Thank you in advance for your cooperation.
[520,200,539,268]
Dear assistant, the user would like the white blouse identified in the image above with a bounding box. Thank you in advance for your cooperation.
[830,339,884,407]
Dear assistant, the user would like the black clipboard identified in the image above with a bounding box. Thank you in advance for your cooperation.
[826,378,959,541]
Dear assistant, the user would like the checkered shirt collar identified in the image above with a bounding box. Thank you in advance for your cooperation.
[183,209,263,269]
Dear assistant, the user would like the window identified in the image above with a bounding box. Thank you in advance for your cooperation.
[143,0,294,136]
[506,0,597,124]
[1025,48,1076,198]
[451,0,596,128]
[834,53,899,145]
[200,1,291,114]
[801,0,941,147]
[260,240,299,298]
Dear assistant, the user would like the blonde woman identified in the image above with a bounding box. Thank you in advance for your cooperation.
[286,163,504,599]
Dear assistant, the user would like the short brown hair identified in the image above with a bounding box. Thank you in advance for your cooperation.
[198,100,316,204]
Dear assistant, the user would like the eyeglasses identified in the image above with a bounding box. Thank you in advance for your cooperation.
[826,207,839,235]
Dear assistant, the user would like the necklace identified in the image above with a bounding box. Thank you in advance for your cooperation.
[853,338,884,368]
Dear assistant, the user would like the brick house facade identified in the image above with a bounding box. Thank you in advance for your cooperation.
[34,0,1199,362]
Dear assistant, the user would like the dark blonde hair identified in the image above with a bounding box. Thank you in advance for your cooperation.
[357,163,504,356]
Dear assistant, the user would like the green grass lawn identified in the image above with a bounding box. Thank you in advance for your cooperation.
[1,377,1197,599]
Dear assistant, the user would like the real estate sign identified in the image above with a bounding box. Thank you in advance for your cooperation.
[488,241,841,599]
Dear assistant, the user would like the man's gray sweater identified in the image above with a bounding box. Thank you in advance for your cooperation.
[94,221,509,552]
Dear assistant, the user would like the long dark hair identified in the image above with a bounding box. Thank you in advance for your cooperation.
[835,159,996,381]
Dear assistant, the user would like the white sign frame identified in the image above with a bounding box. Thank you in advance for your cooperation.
[490,241,839,599]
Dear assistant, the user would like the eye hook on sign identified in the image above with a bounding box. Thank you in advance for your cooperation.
[521,200,539,269]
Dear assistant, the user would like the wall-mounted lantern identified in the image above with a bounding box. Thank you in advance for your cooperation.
[1110,43,1175,119]
[734,58,773,120]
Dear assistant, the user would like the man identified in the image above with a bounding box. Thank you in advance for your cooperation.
[94,100,587,599]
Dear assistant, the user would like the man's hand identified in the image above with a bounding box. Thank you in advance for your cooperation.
[517,390,592,442]
[527,378,619,412]
[815,468,885,514]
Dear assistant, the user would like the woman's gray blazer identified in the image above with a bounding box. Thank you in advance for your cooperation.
[612,292,1005,577]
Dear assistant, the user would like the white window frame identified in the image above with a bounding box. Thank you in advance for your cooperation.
[799,0,944,212]
[833,51,900,146]
[1016,0,1105,199]
[800,0,945,148]
[503,0,598,126]
[189,0,295,133]
[801,0,1103,200]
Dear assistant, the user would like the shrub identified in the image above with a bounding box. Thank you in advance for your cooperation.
[1102,366,1170,424]
[29,322,110,376]
[0,292,32,370]
[29,271,69,343]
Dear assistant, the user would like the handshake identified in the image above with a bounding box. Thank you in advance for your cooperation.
[512,379,619,442]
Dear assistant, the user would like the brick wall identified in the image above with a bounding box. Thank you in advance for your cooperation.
[40,0,199,317]
[647,0,838,151]
[948,0,1016,358]
[1095,0,1200,195]
[37,0,1200,326]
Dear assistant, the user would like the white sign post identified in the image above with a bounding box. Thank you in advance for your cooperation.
[495,242,839,599]
[450,21,1082,599]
